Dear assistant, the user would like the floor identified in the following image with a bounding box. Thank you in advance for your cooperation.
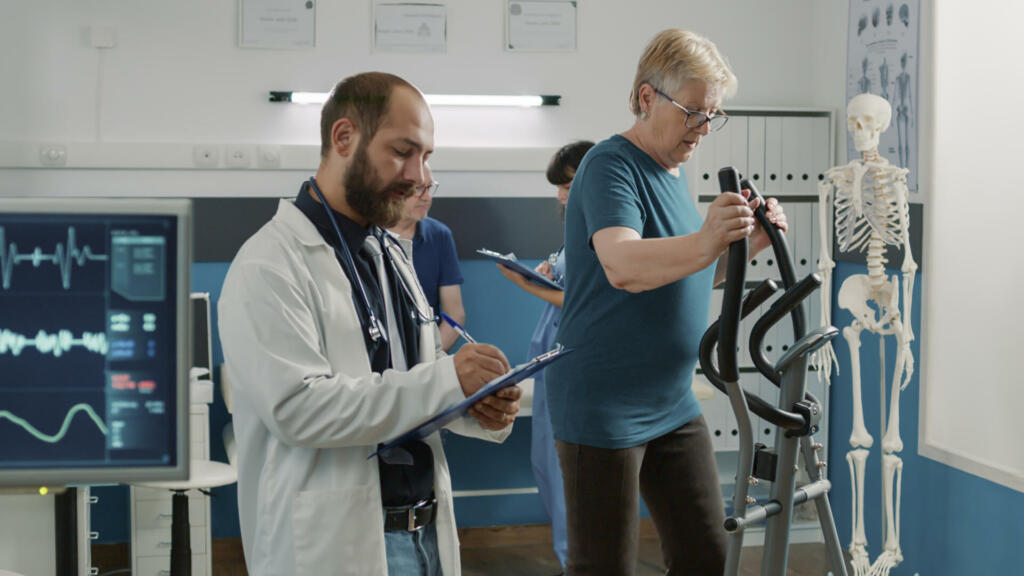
[94,522,838,575]
[459,521,837,576]
[462,542,832,575]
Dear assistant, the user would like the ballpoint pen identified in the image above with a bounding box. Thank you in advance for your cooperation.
[439,312,476,344]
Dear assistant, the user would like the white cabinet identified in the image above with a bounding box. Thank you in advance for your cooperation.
[130,403,212,576]
[696,106,833,459]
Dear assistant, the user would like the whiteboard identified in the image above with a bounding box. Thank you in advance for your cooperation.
[919,0,1024,493]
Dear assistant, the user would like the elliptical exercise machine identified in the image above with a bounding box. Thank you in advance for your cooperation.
[699,167,848,576]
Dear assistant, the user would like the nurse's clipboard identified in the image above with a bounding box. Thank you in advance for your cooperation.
[477,248,564,291]
[370,345,573,459]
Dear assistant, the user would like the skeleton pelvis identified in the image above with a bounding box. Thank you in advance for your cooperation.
[838,274,899,327]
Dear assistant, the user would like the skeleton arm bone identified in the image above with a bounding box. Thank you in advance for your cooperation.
[812,177,840,384]
[895,175,916,334]
[895,175,917,390]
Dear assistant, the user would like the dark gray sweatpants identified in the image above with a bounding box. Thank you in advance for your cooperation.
[556,415,728,575]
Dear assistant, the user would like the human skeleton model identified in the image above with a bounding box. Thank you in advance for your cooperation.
[811,93,916,576]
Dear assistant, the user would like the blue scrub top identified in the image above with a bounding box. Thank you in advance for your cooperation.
[411,217,464,313]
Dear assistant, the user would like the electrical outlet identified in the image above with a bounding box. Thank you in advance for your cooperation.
[257,145,282,169]
[39,144,67,167]
[193,145,220,168]
[225,145,252,168]
[89,26,117,49]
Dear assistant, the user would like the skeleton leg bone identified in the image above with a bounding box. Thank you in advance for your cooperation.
[868,454,904,575]
[881,317,908,454]
[847,449,872,576]
[843,321,873,449]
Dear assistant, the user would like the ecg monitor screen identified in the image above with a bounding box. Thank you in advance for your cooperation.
[0,199,190,486]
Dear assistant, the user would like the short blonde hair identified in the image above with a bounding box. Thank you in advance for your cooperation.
[629,29,738,116]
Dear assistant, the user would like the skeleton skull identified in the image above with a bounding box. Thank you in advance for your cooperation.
[847,93,892,153]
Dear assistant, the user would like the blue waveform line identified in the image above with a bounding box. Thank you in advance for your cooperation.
[0,225,108,290]
[0,328,109,357]
[0,403,108,442]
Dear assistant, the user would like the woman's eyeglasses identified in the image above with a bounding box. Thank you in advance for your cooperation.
[653,88,728,132]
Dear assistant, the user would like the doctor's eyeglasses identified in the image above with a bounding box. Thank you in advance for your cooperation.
[413,181,440,198]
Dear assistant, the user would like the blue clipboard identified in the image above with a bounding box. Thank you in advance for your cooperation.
[370,346,573,459]
[477,248,564,291]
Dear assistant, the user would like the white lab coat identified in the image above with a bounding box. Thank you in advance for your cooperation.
[218,199,509,575]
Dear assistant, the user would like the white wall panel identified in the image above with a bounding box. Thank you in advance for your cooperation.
[763,116,784,196]
[920,0,1024,492]
[747,116,767,189]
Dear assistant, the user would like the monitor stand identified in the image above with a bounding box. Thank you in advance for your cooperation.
[54,489,79,575]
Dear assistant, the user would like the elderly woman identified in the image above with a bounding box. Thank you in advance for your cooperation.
[545,29,787,574]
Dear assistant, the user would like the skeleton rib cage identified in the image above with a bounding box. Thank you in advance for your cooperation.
[831,163,911,256]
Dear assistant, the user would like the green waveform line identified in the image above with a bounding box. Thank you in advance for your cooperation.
[0,403,108,442]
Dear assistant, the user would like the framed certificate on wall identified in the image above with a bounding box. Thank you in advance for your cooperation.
[239,0,316,49]
[505,0,577,52]
[373,2,447,53]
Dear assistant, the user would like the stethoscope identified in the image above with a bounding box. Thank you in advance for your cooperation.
[548,245,565,284]
[306,177,435,352]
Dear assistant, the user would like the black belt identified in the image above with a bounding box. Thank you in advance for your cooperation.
[383,497,437,532]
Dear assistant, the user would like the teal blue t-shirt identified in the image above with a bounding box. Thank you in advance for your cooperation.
[546,134,714,449]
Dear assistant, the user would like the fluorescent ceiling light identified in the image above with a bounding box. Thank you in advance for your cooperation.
[269,91,559,107]
[290,91,329,105]
[425,94,546,107]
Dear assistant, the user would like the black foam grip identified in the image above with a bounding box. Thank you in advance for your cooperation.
[749,273,822,381]
[740,177,805,338]
[742,279,779,317]
[700,279,777,381]
[740,178,797,288]
[716,167,747,383]
[699,277,806,431]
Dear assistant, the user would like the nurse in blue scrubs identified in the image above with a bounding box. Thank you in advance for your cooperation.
[497,140,594,572]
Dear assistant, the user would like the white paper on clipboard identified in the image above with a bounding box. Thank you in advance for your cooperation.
[371,345,572,459]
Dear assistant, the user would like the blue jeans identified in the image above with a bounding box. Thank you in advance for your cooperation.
[383,513,443,576]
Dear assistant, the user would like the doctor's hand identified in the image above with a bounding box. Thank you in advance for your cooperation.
[454,343,510,397]
[455,343,519,429]
[469,385,522,430]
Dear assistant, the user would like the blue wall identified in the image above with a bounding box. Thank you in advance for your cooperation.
[826,261,1024,575]
[94,258,561,541]
[94,257,1024,573]
[441,259,549,527]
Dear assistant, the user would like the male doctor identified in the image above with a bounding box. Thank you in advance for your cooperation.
[219,71,521,576]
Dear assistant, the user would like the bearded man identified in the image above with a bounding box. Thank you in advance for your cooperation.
[218,72,521,576]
